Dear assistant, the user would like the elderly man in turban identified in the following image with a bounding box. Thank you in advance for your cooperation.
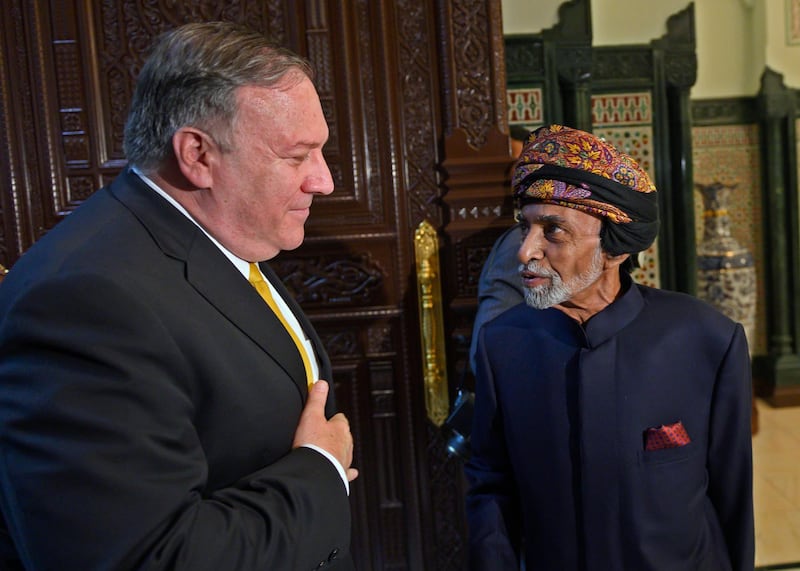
[465,125,754,571]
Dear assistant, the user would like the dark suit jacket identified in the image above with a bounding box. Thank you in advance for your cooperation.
[469,225,524,372]
[0,170,354,570]
[466,276,754,571]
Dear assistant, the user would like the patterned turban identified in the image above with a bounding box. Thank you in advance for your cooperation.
[513,124,659,258]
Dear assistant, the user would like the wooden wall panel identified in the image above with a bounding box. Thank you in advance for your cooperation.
[0,0,514,568]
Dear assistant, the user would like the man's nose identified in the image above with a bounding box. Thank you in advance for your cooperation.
[518,228,545,264]
[304,150,335,195]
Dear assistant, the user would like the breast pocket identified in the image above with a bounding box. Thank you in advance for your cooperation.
[639,440,696,466]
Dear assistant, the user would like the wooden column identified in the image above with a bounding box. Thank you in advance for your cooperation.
[754,68,800,406]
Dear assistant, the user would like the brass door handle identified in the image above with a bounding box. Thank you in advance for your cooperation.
[414,220,449,427]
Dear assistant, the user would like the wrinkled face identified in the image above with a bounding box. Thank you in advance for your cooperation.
[517,203,605,309]
[207,73,334,261]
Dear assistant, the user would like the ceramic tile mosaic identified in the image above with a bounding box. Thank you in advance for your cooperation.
[592,115,660,289]
[692,124,766,356]
[592,93,653,126]
[507,87,543,126]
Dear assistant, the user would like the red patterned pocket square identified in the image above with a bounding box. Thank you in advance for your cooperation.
[643,420,691,451]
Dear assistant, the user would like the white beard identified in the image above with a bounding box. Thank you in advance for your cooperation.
[522,246,604,309]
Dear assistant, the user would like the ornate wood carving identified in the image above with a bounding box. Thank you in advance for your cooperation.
[0,1,67,262]
[593,48,654,87]
[440,0,506,149]
[319,329,360,358]
[555,45,593,84]
[691,98,758,126]
[657,4,697,89]
[450,2,495,148]
[272,253,385,306]
[0,0,24,264]
[426,423,468,571]
[263,0,286,44]
[504,36,545,83]
[395,0,442,228]
[0,1,513,568]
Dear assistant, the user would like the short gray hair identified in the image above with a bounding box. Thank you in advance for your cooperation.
[123,21,313,172]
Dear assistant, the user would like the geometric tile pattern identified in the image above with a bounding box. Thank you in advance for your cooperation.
[592,93,653,126]
[692,124,766,356]
[593,91,659,289]
[507,87,543,128]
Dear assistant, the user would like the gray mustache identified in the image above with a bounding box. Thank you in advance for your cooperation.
[519,262,558,280]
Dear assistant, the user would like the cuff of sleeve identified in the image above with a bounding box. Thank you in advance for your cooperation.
[301,444,350,496]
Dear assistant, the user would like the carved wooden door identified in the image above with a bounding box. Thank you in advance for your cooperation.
[0,1,512,569]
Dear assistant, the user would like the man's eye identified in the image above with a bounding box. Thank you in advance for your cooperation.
[544,225,564,240]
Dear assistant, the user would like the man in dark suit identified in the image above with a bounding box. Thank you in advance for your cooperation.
[466,125,754,570]
[0,22,357,570]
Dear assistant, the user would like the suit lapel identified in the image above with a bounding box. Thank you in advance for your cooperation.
[109,170,309,399]
[185,240,309,399]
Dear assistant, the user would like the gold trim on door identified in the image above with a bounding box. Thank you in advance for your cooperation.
[414,220,449,427]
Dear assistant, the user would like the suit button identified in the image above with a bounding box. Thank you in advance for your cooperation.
[316,561,326,569]
[328,548,339,561]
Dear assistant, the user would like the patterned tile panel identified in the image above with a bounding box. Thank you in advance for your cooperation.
[592,93,653,127]
[507,87,543,126]
[592,94,659,289]
[692,124,766,355]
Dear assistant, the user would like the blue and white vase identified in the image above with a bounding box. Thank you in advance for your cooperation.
[695,181,757,349]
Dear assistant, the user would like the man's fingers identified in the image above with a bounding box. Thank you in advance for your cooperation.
[346,467,359,482]
[304,379,329,413]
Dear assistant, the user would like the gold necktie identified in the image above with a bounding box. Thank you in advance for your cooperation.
[248,263,314,391]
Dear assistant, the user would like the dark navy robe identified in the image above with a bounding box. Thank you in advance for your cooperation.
[466,274,754,571]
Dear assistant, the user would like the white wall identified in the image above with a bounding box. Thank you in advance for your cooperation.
[694,0,762,97]
[501,0,800,97]
[766,0,800,88]
[592,0,687,46]
[501,0,561,34]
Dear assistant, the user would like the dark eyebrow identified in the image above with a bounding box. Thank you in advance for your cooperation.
[531,214,567,226]
[517,213,566,227]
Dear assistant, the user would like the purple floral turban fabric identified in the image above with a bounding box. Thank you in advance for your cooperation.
[513,124,659,257]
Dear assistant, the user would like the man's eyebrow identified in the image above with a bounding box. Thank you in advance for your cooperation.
[531,214,566,225]
[289,141,316,149]
[517,213,566,227]
[286,136,328,151]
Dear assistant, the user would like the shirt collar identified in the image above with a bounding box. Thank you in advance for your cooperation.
[580,271,644,349]
[130,167,250,279]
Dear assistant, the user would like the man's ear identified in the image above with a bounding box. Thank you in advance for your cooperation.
[172,127,217,189]
[603,252,630,271]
